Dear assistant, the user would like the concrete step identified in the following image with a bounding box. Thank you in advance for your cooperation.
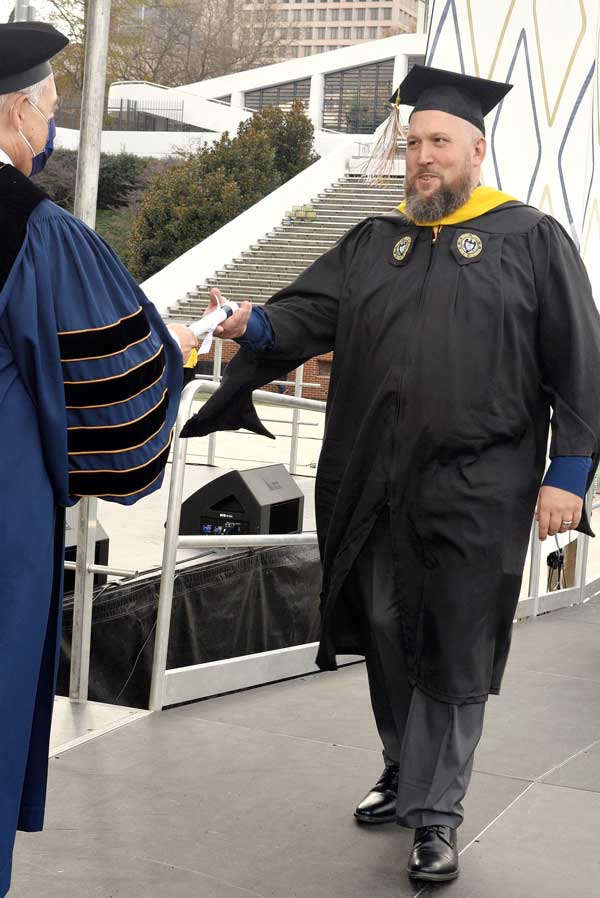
[178,289,274,303]
[205,277,295,290]
[275,219,354,229]
[255,237,334,247]
[315,192,401,200]
[314,192,400,200]
[212,268,311,282]
[219,262,309,274]
[272,225,352,237]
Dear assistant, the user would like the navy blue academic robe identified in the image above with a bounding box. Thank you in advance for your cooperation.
[0,165,182,897]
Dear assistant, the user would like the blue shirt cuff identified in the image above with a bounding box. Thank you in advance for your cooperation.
[542,456,593,498]
[235,306,274,351]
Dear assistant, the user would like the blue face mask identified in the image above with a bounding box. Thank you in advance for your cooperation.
[19,99,56,176]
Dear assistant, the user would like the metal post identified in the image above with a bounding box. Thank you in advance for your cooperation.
[207,339,223,466]
[13,0,31,21]
[528,520,542,618]
[289,365,304,475]
[575,479,596,604]
[69,501,98,701]
[73,0,112,228]
[70,0,112,702]
[149,383,196,711]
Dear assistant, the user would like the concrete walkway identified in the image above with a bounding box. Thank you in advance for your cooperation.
[10,594,600,898]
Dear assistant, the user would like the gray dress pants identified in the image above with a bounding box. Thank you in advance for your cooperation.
[351,512,486,829]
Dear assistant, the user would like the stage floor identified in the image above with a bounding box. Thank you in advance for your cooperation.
[50,697,150,755]
[9,594,600,898]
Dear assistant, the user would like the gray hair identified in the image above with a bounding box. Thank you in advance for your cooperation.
[0,73,53,111]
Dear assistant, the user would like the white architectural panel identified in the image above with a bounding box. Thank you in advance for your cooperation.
[426,0,600,297]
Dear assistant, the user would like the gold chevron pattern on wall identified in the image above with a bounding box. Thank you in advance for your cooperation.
[427,0,600,299]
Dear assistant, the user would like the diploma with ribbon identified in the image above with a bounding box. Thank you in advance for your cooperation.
[189,298,239,354]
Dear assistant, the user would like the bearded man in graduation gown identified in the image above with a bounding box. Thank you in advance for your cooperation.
[182,65,600,883]
[0,22,198,898]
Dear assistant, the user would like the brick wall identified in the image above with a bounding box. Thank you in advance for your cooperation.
[194,341,332,401]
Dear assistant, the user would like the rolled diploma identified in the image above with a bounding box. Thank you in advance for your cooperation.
[189,299,239,354]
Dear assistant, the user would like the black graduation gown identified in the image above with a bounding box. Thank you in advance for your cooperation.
[182,202,600,704]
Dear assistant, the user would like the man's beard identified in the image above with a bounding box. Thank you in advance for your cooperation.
[404,166,473,222]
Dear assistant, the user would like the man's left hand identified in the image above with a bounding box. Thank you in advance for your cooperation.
[536,485,583,540]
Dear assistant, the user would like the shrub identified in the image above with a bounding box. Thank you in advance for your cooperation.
[34,147,78,209]
[128,103,318,281]
[238,101,318,182]
[35,149,151,210]
[97,152,148,208]
[127,163,244,280]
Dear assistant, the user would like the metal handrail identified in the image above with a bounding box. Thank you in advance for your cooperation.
[148,378,325,711]
[64,561,138,578]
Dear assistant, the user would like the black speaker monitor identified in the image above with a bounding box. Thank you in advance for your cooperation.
[179,464,304,536]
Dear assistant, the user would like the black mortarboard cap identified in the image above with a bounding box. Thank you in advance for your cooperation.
[390,64,512,135]
[0,22,68,95]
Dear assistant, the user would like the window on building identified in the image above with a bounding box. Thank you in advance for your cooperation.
[343,8,352,19]
[317,26,326,38]
[318,8,327,20]
[291,45,299,56]
[304,27,313,38]
[245,77,311,113]
[292,10,301,20]
[329,27,338,38]
[342,26,351,37]
[357,8,365,19]
[331,8,339,19]
[355,26,364,37]
[323,57,394,134]
[383,7,392,19]
[371,8,379,19]
[368,26,377,37]
[292,27,300,37]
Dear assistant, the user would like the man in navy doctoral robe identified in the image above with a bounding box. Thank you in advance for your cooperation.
[0,22,196,896]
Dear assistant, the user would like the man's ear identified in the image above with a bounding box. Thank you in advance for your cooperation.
[474,136,487,165]
[8,93,28,130]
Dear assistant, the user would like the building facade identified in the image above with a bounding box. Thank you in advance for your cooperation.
[243,0,418,59]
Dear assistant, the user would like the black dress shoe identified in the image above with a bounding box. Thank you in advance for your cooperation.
[407,825,459,882]
[354,765,399,825]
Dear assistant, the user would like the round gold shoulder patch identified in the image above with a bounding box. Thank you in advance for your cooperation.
[393,235,412,262]
[456,232,483,259]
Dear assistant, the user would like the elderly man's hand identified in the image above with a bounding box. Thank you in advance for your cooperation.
[535,485,583,540]
[168,324,199,365]
[205,287,253,339]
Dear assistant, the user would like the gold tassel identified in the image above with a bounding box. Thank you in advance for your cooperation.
[361,94,406,184]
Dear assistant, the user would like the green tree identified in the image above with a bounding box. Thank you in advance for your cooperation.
[239,101,318,182]
[127,104,318,281]
[128,163,243,280]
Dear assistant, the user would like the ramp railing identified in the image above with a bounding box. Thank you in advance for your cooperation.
[68,373,600,710]
[148,379,329,711]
